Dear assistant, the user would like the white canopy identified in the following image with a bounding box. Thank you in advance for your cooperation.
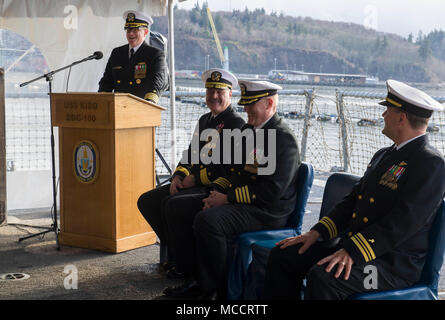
[0,0,168,92]
[1,0,190,169]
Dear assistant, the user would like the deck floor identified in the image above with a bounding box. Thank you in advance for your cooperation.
[1,171,444,300]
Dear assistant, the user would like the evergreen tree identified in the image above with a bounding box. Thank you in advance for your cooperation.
[418,40,432,61]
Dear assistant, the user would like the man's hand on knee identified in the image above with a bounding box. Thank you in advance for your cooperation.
[276,230,320,254]
[317,248,354,280]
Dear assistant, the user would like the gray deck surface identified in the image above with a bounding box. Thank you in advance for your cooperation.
[1,171,444,300]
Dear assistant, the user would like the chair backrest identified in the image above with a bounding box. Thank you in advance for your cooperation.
[285,162,314,233]
[419,199,445,292]
[319,172,360,219]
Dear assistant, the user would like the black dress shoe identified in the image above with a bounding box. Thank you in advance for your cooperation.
[163,280,203,298]
[199,290,219,301]
[166,267,186,279]
[160,262,175,273]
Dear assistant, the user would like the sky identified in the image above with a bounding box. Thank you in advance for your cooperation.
[176,0,445,38]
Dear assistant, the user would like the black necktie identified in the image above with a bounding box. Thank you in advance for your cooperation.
[130,48,134,60]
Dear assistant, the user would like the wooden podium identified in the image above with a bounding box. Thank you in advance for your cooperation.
[51,92,165,253]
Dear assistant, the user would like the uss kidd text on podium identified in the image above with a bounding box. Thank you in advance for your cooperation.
[51,92,165,253]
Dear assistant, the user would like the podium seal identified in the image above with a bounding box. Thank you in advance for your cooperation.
[73,140,99,184]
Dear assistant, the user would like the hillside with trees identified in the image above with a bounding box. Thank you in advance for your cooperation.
[152,3,445,83]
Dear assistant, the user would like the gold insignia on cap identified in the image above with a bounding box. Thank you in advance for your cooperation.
[211,71,222,82]
[127,13,135,22]
[240,83,246,95]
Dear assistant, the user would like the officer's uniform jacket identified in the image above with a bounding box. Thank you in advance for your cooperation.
[312,135,445,282]
[172,105,245,184]
[98,41,168,104]
[210,113,301,228]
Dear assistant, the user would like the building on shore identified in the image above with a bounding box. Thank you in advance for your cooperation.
[268,69,374,85]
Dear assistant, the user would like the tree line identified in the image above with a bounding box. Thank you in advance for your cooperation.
[155,3,445,82]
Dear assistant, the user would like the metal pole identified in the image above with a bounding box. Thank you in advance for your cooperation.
[49,80,59,248]
[300,89,314,162]
[168,0,177,171]
[336,90,349,172]
[0,68,6,226]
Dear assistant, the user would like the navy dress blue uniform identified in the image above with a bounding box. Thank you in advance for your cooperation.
[98,42,168,104]
[164,80,301,298]
[98,11,168,104]
[137,69,244,271]
[208,113,301,228]
[262,80,445,300]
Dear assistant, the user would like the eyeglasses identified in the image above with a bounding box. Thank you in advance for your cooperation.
[206,87,230,95]
[125,27,146,33]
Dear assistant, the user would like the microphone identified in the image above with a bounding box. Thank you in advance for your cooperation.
[20,51,104,88]
[84,51,103,61]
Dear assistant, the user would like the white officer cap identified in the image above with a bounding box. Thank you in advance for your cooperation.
[379,79,443,118]
[238,80,282,106]
[201,68,238,90]
[123,10,153,29]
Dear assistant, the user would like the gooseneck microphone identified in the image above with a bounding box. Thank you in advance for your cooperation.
[19,50,104,88]
[82,51,103,62]
[92,51,103,60]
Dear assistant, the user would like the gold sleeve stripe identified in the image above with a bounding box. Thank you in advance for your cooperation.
[235,188,241,203]
[325,217,338,237]
[351,236,370,262]
[355,233,376,261]
[174,166,190,176]
[235,187,251,204]
[241,186,249,204]
[144,92,159,103]
[319,219,334,238]
[319,217,337,239]
[200,168,211,185]
[243,186,251,204]
[240,187,247,203]
[213,177,231,189]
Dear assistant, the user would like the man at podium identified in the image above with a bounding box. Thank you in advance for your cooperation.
[98,10,168,104]
[137,68,245,277]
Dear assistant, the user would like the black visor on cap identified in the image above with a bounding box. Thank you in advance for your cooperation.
[238,89,277,106]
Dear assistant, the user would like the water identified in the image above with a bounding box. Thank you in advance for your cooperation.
[5,79,445,176]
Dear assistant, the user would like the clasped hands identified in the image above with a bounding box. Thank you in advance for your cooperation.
[202,190,228,209]
[170,175,228,209]
[169,174,197,194]
[277,230,354,280]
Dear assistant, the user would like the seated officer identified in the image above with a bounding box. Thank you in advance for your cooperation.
[137,69,245,276]
[262,80,445,300]
[163,80,301,299]
[98,10,168,104]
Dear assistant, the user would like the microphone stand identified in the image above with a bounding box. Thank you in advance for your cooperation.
[18,56,100,248]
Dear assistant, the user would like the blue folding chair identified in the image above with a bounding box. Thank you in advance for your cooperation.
[226,162,314,300]
[243,172,360,300]
[349,199,445,300]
